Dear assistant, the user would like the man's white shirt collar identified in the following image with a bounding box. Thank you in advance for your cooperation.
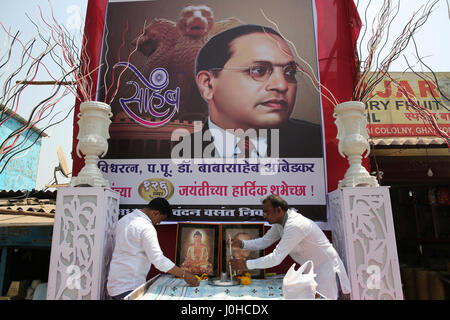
[134,209,152,223]
[208,117,267,157]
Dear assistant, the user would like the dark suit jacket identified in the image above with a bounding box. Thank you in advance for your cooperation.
[173,118,323,158]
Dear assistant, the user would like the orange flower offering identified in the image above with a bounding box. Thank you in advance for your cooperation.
[241,276,251,285]
[240,272,252,285]
[195,273,209,280]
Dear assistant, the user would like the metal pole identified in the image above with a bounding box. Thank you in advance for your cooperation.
[228,234,233,280]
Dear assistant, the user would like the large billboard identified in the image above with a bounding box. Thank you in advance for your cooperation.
[98,0,327,222]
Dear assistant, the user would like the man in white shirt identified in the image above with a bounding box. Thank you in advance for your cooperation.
[107,198,199,300]
[230,194,351,299]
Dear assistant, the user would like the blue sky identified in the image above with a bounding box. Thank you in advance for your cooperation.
[357,0,450,72]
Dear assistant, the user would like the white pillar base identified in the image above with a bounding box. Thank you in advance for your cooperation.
[47,187,120,300]
[328,186,403,300]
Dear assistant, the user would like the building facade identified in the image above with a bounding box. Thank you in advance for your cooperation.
[0,108,47,190]
[367,72,450,299]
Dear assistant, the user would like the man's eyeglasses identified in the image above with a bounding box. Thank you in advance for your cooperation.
[210,61,298,83]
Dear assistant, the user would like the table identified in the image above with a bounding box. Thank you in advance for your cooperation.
[126,274,286,300]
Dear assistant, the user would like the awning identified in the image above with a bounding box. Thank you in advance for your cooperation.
[0,198,55,227]
[0,214,54,227]
[369,137,448,146]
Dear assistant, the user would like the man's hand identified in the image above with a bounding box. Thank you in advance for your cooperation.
[231,237,243,249]
[168,266,200,286]
[230,258,248,271]
[183,271,200,287]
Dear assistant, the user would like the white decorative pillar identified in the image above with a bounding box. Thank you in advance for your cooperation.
[47,187,120,300]
[328,186,403,300]
[70,101,112,188]
[334,101,379,188]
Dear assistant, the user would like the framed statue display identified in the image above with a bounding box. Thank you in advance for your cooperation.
[221,223,265,279]
[176,223,220,276]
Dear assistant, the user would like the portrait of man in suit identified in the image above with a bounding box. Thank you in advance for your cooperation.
[171,24,323,159]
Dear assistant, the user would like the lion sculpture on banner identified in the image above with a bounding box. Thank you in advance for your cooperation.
[133,5,244,120]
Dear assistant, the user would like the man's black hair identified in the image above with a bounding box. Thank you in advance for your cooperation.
[147,197,172,218]
[262,194,289,212]
[195,24,282,75]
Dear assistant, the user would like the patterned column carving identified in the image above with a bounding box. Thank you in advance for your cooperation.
[47,187,120,300]
[328,187,403,300]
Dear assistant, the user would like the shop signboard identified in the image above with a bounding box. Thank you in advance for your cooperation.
[366,72,450,137]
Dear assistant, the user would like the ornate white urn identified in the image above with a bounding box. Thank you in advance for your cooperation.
[334,101,379,188]
[70,101,112,187]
